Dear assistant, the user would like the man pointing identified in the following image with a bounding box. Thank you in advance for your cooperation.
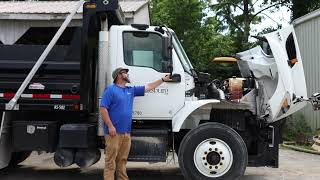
[100,67,171,180]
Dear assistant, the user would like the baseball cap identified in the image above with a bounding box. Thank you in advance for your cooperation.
[112,67,129,82]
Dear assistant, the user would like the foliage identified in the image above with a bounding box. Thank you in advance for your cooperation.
[210,0,290,51]
[291,0,320,19]
[150,0,238,79]
[283,113,313,145]
[151,0,320,79]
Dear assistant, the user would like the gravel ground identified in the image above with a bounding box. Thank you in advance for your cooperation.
[1,148,320,180]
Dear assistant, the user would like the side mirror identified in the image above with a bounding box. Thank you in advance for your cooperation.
[312,93,320,99]
[163,36,172,62]
[311,93,320,111]
[168,74,181,83]
[161,61,172,73]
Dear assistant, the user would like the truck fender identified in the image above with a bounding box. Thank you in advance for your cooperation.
[172,99,220,132]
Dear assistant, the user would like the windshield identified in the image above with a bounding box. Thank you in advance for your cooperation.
[172,33,193,74]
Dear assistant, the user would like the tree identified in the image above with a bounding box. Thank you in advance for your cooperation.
[291,0,320,19]
[211,0,290,51]
[150,0,238,79]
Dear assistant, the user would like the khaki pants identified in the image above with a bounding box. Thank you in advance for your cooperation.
[104,134,131,180]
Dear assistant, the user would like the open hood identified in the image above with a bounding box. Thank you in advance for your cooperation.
[264,25,307,121]
[237,25,307,122]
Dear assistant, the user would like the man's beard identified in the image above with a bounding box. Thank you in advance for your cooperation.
[123,77,131,83]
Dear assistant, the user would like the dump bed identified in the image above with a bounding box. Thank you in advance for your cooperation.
[0,28,81,111]
[0,0,126,112]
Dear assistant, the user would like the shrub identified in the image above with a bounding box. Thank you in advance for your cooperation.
[282,113,313,145]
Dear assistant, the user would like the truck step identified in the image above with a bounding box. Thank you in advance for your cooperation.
[128,129,168,162]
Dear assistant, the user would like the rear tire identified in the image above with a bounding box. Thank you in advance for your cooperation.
[178,122,247,180]
[54,148,75,167]
[74,148,101,168]
[1,113,31,168]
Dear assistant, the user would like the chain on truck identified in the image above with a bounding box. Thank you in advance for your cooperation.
[0,0,319,179]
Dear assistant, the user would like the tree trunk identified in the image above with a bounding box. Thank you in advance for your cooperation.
[242,0,250,50]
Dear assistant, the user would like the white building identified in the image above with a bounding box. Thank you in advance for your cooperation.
[293,9,320,130]
[0,0,150,45]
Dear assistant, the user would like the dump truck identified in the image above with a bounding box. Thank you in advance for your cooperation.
[0,0,319,180]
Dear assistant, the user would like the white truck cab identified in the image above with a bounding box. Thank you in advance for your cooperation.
[108,25,187,120]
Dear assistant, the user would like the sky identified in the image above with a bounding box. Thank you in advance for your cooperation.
[251,4,291,34]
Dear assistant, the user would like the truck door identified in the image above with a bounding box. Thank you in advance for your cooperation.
[264,25,308,120]
[118,30,185,119]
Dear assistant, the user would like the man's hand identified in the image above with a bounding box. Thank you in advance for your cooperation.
[100,107,117,137]
[108,125,117,137]
[145,74,172,91]
[162,74,172,82]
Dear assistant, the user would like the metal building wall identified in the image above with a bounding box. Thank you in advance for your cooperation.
[294,10,320,130]
[0,20,81,45]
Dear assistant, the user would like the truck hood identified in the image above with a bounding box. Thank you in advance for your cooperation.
[237,25,307,122]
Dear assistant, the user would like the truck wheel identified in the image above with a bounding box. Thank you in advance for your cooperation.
[178,122,247,180]
[9,151,32,167]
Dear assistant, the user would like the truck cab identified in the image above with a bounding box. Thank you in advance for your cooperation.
[106,25,189,120]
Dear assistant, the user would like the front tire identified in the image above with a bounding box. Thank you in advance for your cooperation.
[178,122,247,180]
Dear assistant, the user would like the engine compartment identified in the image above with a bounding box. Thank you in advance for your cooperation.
[195,25,308,123]
[211,76,256,102]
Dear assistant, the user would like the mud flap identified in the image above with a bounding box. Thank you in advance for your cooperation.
[0,112,13,169]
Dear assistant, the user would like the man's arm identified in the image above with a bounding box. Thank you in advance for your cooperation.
[145,74,171,91]
[100,107,116,137]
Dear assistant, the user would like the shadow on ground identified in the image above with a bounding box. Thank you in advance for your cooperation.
[0,166,270,180]
[0,166,185,180]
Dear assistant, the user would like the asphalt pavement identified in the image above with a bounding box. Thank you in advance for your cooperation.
[1,149,320,180]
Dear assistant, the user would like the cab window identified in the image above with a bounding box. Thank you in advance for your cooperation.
[123,32,168,72]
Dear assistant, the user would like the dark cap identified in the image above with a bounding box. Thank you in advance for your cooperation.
[112,67,129,82]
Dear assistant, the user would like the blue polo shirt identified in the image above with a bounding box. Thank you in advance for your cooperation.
[100,84,145,134]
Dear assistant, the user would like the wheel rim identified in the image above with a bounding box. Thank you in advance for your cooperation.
[193,138,233,178]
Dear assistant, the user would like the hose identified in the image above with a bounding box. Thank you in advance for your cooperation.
[281,142,320,155]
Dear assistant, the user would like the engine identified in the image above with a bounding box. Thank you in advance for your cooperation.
[194,72,256,103]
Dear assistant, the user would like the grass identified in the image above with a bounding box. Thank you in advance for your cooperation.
[281,141,320,155]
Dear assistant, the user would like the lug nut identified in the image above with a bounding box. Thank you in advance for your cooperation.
[215,166,218,169]
[209,166,212,169]
[215,148,218,151]
[209,148,212,151]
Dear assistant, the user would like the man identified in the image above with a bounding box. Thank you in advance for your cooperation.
[100,67,171,180]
